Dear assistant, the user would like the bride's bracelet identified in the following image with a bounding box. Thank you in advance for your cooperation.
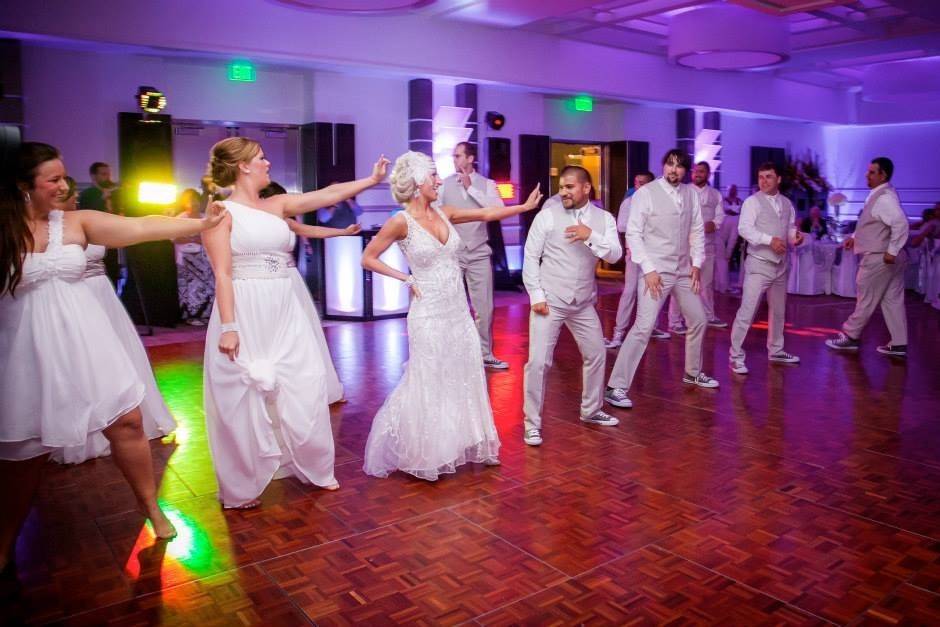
[403,275,416,286]
[220,322,240,334]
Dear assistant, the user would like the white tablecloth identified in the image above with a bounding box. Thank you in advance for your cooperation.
[787,240,853,296]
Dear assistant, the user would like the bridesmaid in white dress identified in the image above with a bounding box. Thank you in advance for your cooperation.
[361,151,541,480]
[51,179,177,464]
[0,143,227,571]
[258,181,360,404]
[201,137,388,509]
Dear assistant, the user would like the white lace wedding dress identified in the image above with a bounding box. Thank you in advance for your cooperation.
[363,208,500,480]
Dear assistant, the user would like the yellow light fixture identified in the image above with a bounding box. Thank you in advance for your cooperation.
[138,182,177,205]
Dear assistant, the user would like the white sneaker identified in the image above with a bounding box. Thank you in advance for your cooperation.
[682,372,720,388]
[604,387,633,408]
[729,359,749,375]
[581,410,620,426]
[604,332,624,349]
[523,429,543,446]
[483,356,509,370]
[769,351,800,364]
[651,328,671,340]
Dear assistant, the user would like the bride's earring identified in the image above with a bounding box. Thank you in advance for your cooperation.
[23,191,31,205]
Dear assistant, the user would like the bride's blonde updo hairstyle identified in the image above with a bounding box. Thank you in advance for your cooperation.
[389,151,435,205]
[207,137,261,187]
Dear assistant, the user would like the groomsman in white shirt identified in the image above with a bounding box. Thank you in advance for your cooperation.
[522,166,623,446]
[605,149,719,411]
[728,162,804,374]
[667,161,728,333]
[440,142,509,369]
[826,157,909,357]
[605,170,671,349]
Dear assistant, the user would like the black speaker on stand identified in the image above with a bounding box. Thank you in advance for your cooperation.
[486,137,517,288]
[118,111,179,330]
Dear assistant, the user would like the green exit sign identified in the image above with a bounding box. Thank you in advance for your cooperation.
[573,94,593,112]
[228,61,256,82]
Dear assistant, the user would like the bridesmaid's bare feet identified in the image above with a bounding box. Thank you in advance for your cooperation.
[322,483,340,491]
[223,499,262,510]
[145,507,178,540]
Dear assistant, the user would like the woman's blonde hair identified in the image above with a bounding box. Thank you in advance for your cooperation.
[389,151,435,205]
[207,137,261,187]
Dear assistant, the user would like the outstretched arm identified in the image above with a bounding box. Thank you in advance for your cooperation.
[287,219,362,239]
[441,184,542,224]
[78,201,226,248]
[276,156,390,217]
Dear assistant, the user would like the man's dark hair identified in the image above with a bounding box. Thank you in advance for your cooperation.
[695,161,711,174]
[662,149,691,169]
[455,142,476,161]
[259,181,288,198]
[559,165,593,188]
[871,157,894,181]
[757,161,781,176]
[89,161,109,176]
[636,170,655,183]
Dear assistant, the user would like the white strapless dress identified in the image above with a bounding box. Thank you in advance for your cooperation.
[203,201,336,507]
[51,244,177,464]
[363,209,500,480]
[0,210,144,460]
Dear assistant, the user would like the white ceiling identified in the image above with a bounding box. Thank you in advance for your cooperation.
[290,0,940,91]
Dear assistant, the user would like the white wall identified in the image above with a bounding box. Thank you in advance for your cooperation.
[22,44,313,181]
[823,121,940,217]
[718,114,826,193]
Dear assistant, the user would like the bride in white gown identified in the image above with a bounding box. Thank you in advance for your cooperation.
[361,151,541,480]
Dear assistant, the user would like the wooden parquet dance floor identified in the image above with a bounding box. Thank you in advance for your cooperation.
[4,282,940,625]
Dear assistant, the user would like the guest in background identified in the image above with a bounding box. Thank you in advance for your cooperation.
[440,142,510,370]
[723,184,743,214]
[826,157,909,357]
[173,188,215,325]
[800,205,829,240]
[715,199,741,294]
[909,204,939,248]
[317,182,364,229]
[78,161,118,214]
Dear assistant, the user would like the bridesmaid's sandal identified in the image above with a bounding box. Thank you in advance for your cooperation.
[321,483,340,491]
[223,499,262,510]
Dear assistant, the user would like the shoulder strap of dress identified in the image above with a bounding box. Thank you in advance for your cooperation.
[48,209,64,248]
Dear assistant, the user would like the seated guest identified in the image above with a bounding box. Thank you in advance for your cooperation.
[910,204,940,248]
[800,205,829,240]
[174,188,215,325]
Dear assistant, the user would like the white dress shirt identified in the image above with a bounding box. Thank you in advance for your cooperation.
[853,182,910,257]
[626,178,705,275]
[738,192,797,247]
[523,197,622,304]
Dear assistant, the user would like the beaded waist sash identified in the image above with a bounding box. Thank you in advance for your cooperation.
[231,252,295,280]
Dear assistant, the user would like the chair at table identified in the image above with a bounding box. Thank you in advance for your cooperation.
[787,240,826,295]
[831,247,858,298]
